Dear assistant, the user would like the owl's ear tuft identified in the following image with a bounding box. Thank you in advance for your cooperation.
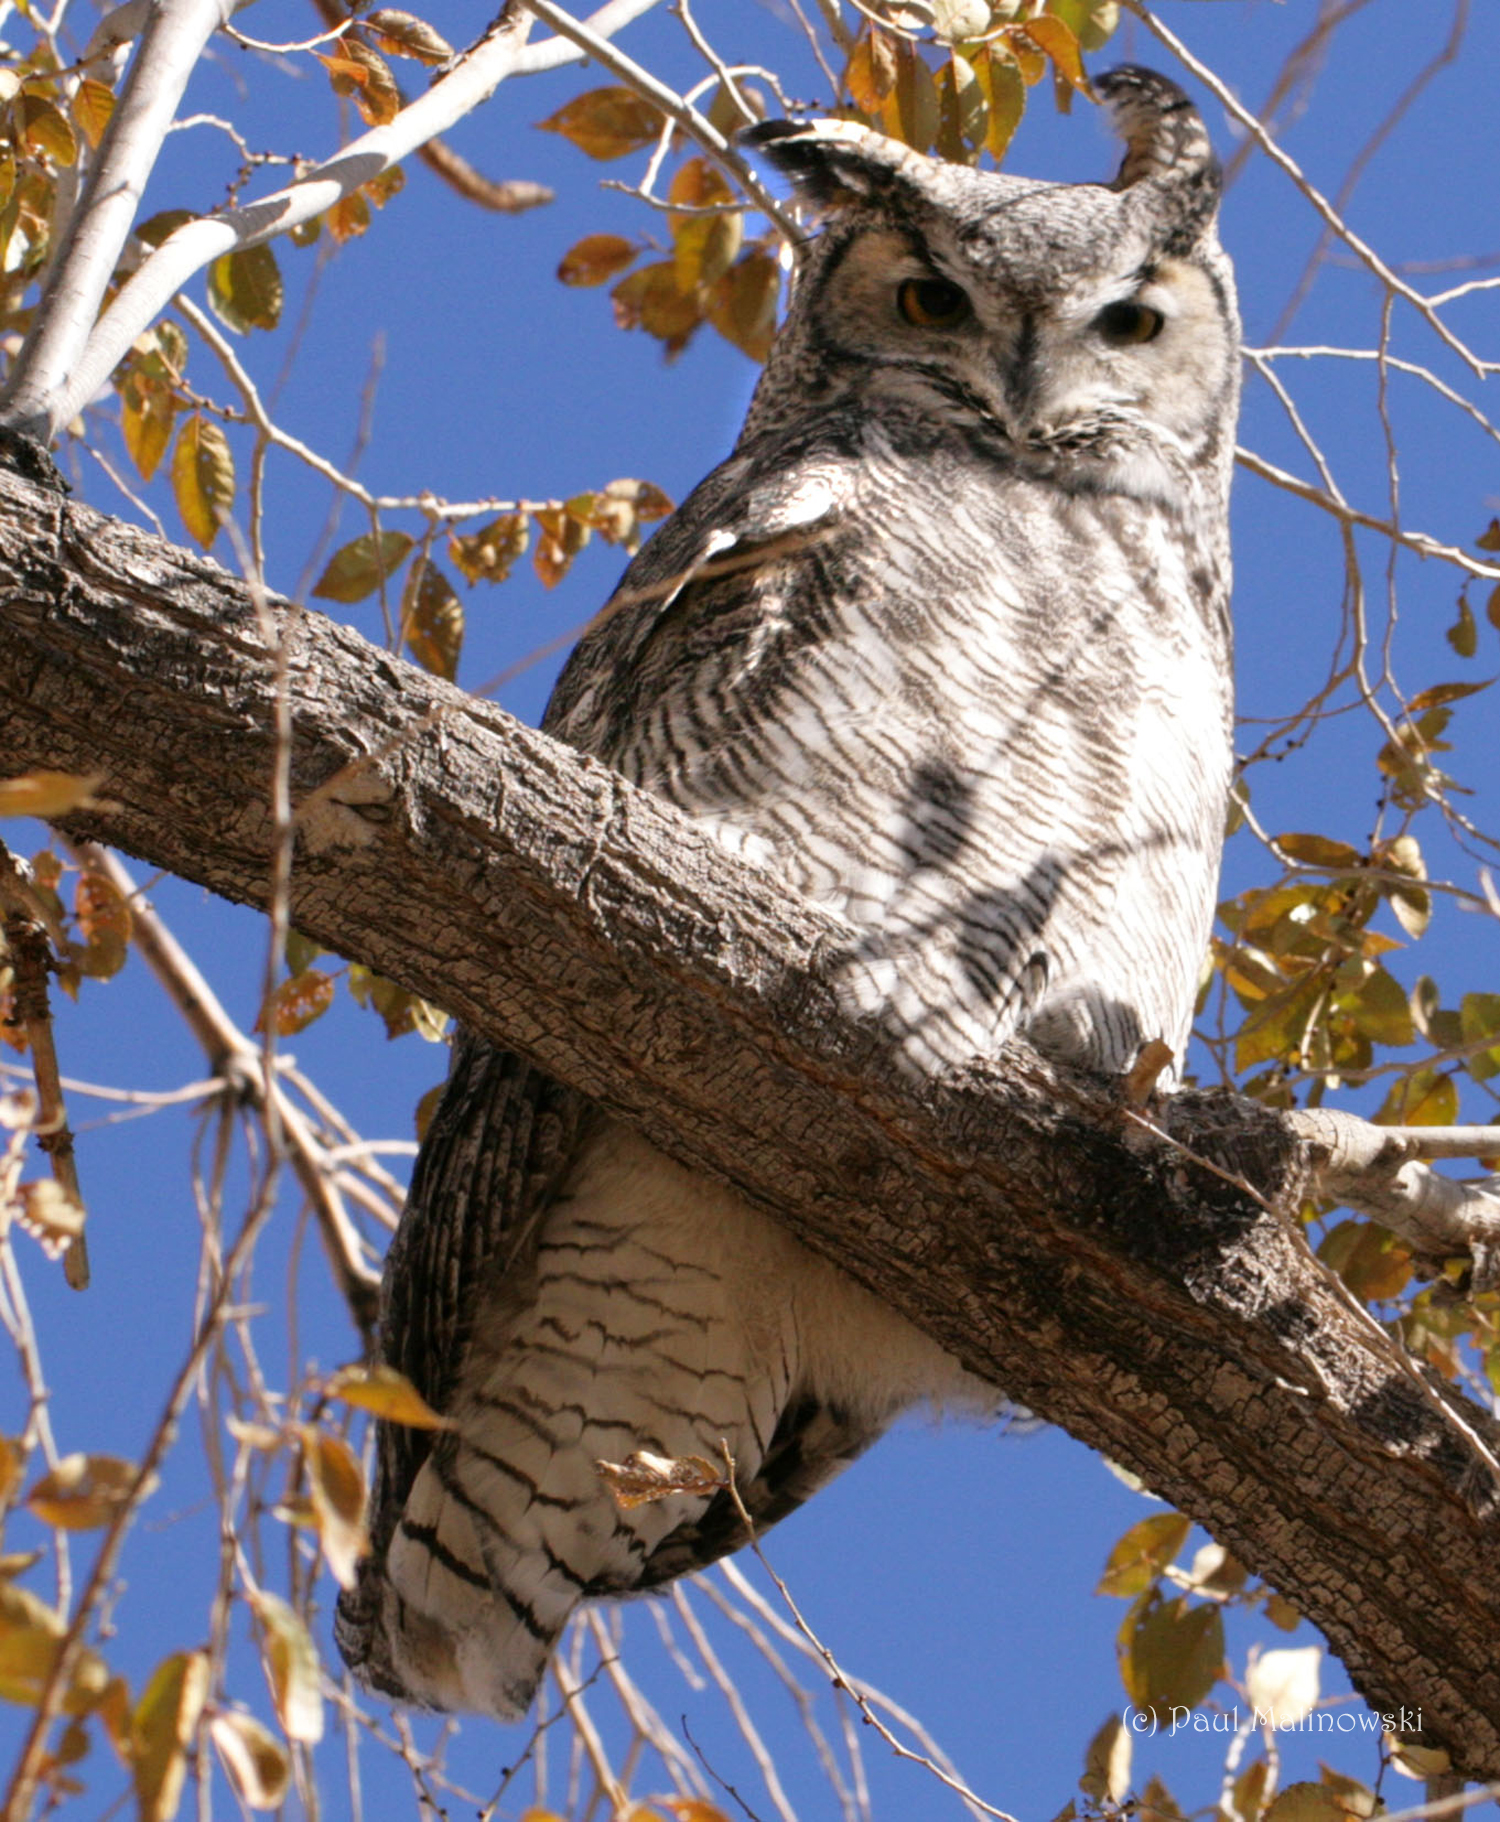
[1096,64,1222,250]
[741,118,926,214]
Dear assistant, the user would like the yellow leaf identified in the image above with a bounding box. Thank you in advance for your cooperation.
[0,1437,22,1505]
[404,561,464,681]
[121,369,176,482]
[1374,1067,1458,1128]
[207,243,283,334]
[669,158,741,293]
[27,1453,138,1530]
[328,1364,455,1430]
[845,29,897,113]
[1001,25,1047,86]
[1275,832,1362,870]
[71,78,114,150]
[19,96,76,166]
[209,1709,290,1810]
[362,8,453,63]
[974,46,1026,160]
[171,413,235,550]
[297,1426,368,1591]
[1263,1785,1363,1822]
[250,1591,323,1745]
[131,1650,209,1822]
[255,968,334,1037]
[1020,14,1093,95]
[0,770,102,819]
[538,86,663,160]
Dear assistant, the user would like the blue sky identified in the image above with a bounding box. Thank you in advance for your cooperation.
[4,1,1500,1816]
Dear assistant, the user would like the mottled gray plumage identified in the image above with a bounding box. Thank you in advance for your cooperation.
[336,65,1240,1719]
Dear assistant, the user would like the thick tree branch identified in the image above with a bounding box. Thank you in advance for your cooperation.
[4,461,1500,1774]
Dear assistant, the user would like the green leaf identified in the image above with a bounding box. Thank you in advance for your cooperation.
[207,243,283,334]
[311,530,413,604]
[1447,595,1478,659]
[1340,966,1413,1048]
[1096,1512,1189,1598]
[1120,1595,1224,1720]
[1460,991,1500,1082]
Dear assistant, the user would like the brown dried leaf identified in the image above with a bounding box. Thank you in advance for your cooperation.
[210,1708,291,1810]
[320,36,400,126]
[297,1425,368,1590]
[327,1363,455,1430]
[596,1449,726,1510]
[255,968,334,1037]
[611,259,703,357]
[449,513,528,585]
[27,1453,138,1530]
[538,86,663,161]
[74,867,130,979]
[0,771,102,820]
[557,232,637,288]
[15,1180,86,1256]
[327,189,370,242]
[706,250,780,365]
[362,8,452,64]
[404,562,464,681]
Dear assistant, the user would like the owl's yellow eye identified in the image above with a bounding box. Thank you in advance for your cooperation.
[897,277,970,328]
[1095,299,1166,346]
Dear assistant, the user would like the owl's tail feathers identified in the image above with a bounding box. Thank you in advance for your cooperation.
[333,1457,572,1721]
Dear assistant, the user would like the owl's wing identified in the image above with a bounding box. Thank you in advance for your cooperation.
[544,428,856,758]
[361,1034,586,1564]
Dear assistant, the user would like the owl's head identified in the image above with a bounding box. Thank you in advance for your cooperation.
[740,66,1239,509]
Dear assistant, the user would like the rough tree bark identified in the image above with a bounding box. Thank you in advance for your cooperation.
[3,457,1500,1774]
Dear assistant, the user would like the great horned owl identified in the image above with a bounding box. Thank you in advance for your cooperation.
[335,64,1240,1719]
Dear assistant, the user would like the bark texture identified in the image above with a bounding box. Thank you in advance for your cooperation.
[3,459,1500,1772]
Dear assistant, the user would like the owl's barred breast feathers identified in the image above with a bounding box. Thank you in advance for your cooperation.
[335,65,1240,1719]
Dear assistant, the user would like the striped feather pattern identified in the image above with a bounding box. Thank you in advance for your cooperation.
[337,70,1240,1719]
